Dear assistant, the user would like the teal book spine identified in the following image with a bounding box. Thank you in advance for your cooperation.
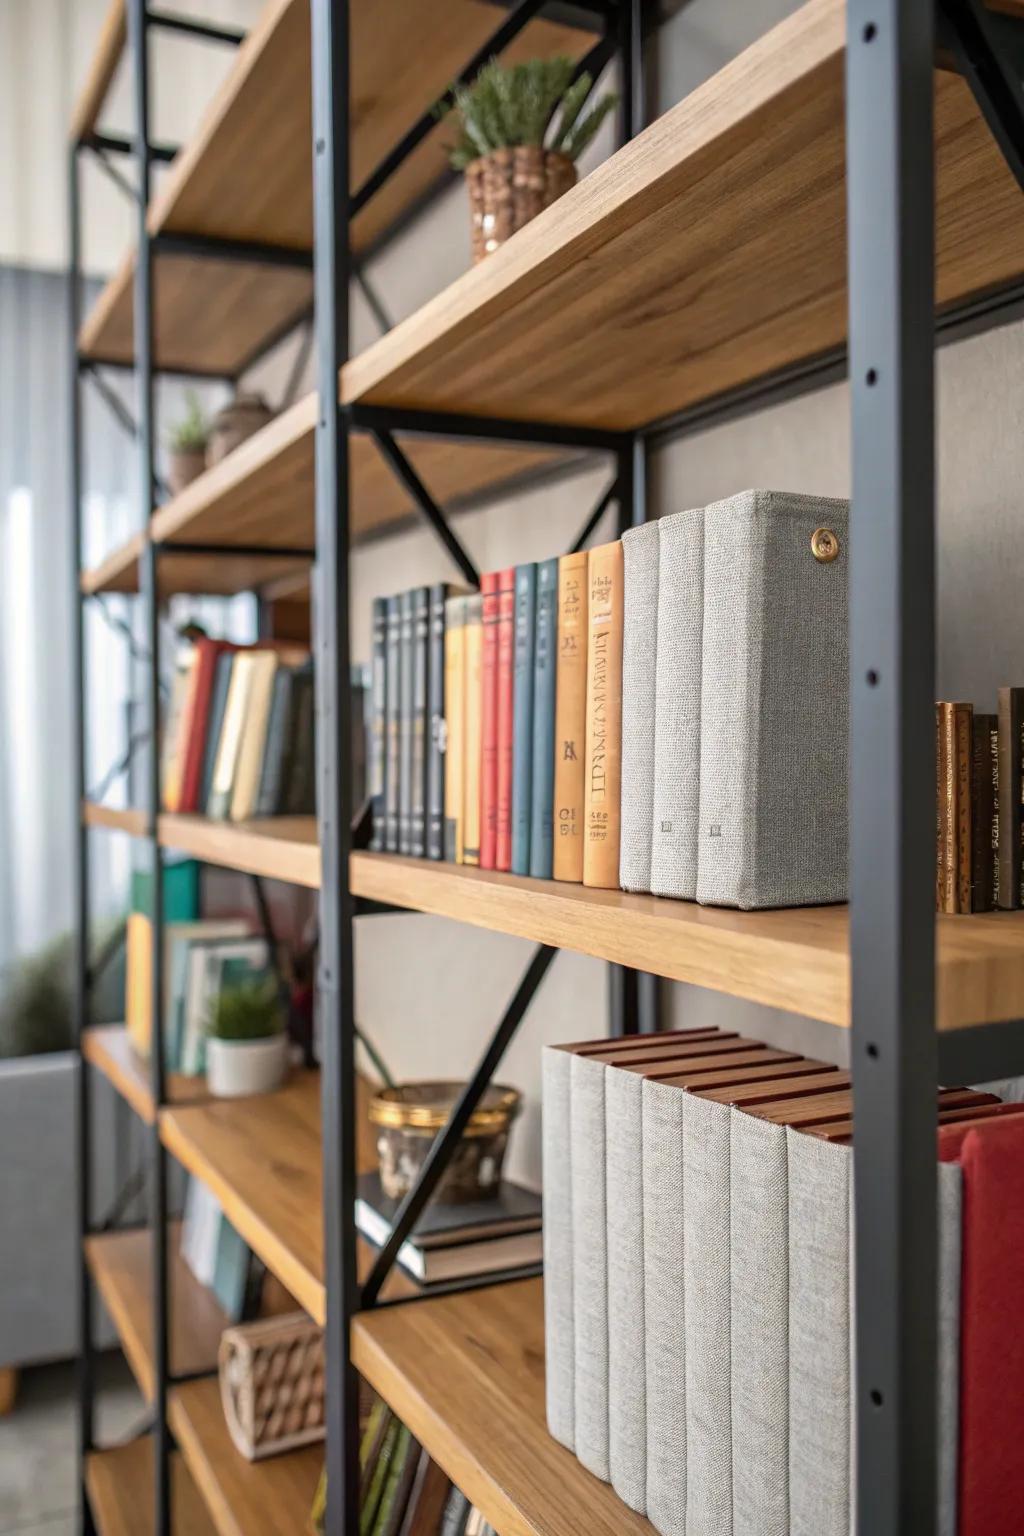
[511,563,536,875]
[529,558,558,879]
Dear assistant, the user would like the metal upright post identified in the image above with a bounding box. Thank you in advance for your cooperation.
[846,3,938,1532]
[310,3,360,1533]
[69,140,97,1536]
[126,3,170,1532]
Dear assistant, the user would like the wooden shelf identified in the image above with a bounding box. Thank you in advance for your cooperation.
[85,1439,217,1536]
[70,0,125,143]
[82,1024,210,1124]
[77,0,597,376]
[342,0,1024,430]
[80,395,568,597]
[82,803,321,885]
[170,1376,323,1536]
[84,1224,228,1403]
[83,801,147,836]
[352,1278,656,1536]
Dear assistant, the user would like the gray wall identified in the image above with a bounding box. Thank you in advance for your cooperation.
[245,0,1024,1191]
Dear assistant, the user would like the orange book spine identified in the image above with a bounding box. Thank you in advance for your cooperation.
[479,572,501,870]
[583,541,624,889]
[495,569,516,872]
[553,551,589,882]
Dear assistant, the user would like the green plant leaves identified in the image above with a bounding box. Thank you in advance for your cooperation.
[446,56,617,167]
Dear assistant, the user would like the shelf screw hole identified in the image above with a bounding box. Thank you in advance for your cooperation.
[867,1043,879,1059]
[863,22,876,40]
[316,137,325,154]
[870,1389,884,1409]
[866,368,878,385]
[866,669,879,687]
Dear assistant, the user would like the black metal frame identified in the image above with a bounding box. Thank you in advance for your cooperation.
[69,0,1024,1532]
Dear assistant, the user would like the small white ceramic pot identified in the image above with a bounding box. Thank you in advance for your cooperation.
[206,1033,288,1098]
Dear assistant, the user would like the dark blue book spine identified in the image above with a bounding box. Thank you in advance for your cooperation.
[529,559,558,878]
[369,597,387,851]
[510,563,536,876]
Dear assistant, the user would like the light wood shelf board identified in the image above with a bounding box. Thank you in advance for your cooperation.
[169,1376,323,1536]
[351,1278,656,1536]
[85,1439,216,1536]
[158,813,320,886]
[78,0,596,375]
[349,853,1024,1031]
[84,1224,227,1402]
[70,0,125,144]
[82,1025,209,1125]
[83,801,147,836]
[342,0,1024,430]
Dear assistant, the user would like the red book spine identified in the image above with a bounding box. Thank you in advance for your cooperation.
[179,639,227,813]
[479,572,501,869]
[495,569,516,871]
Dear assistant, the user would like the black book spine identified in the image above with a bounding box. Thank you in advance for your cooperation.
[255,667,293,817]
[398,591,415,856]
[997,686,1023,909]
[991,720,1000,908]
[283,671,316,815]
[369,598,388,851]
[971,713,997,911]
[384,596,402,852]
[410,588,430,858]
[426,583,448,860]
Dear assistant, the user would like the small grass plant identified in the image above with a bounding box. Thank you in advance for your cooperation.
[446,56,617,169]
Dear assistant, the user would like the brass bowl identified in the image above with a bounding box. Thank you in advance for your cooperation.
[369,1081,521,1203]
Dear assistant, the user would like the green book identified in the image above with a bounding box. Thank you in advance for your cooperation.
[372,1425,413,1536]
[361,1420,399,1536]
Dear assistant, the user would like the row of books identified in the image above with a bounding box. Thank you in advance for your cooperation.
[355,1170,541,1285]
[125,912,269,1074]
[368,490,852,908]
[936,689,1024,913]
[161,637,316,821]
[543,1026,1024,1536]
[311,1398,497,1536]
[181,1175,264,1321]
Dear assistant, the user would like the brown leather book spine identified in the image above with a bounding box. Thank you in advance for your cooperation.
[955,701,973,914]
[583,540,624,889]
[971,712,997,912]
[935,704,946,913]
[553,551,588,882]
[997,685,1024,909]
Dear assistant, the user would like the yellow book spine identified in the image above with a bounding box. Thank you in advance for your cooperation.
[553,551,589,882]
[443,597,468,863]
[125,911,153,1059]
[230,653,278,822]
[462,594,484,867]
[583,540,624,889]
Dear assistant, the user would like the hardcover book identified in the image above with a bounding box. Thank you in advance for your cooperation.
[398,590,416,856]
[583,541,624,889]
[462,594,484,867]
[410,587,430,858]
[955,701,973,915]
[479,573,502,870]
[384,596,402,852]
[971,713,997,912]
[426,584,453,861]
[207,653,256,821]
[443,596,468,864]
[529,558,559,880]
[553,552,587,882]
[199,647,236,811]
[650,506,704,900]
[231,650,285,822]
[178,638,229,813]
[997,685,1023,909]
[369,596,388,852]
[696,491,849,909]
[495,569,516,871]
[511,563,537,877]
[255,664,295,817]
[280,662,315,816]
[542,1045,575,1451]
[619,521,660,893]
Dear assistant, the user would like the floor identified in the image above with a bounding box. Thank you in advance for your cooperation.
[0,1355,140,1535]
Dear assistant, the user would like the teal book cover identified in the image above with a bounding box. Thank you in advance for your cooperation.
[529,559,558,879]
[511,563,536,875]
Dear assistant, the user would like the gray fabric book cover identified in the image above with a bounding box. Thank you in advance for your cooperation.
[682,1093,733,1536]
[651,506,705,900]
[570,1051,610,1481]
[605,1065,647,1512]
[541,1046,574,1451]
[696,490,849,909]
[642,1078,687,1536]
[730,1111,789,1536]
[620,521,660,894]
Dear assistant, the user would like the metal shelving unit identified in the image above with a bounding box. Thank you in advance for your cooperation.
[68,1,1024,1534]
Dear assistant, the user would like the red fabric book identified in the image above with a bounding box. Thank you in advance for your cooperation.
[938,1110,1024,1536]
[179,638,232,813]
[494,568,516,871]
[479,572,501,869]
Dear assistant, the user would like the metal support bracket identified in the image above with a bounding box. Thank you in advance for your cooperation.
[360,944,558,1306]
[568,475,620,552]
[937,0,1024,191]
[371,429,481,588]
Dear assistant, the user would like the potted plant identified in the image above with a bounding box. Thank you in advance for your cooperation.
[205,975,289,1099]
[166,391,210,494]
[447,57,617,262]
[207,392,274,466]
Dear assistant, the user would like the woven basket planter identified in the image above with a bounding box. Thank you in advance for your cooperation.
[465,146,576,262]
[218,1312,325,1461]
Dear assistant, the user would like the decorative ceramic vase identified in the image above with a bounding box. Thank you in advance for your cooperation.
[206,1033,288,1098]
[369,1080,522,1201]
[465,147,576,263]
[206,392,274,466]
[168,447,207,496]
